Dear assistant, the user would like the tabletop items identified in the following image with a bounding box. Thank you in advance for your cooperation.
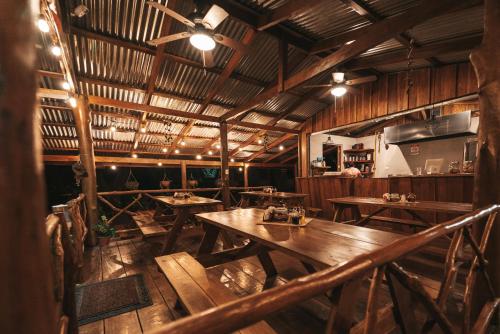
[173,192,192,199]
[263,205,306,225]
[382,192,417,203]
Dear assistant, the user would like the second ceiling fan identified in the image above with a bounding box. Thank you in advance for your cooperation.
[305,72,377,98]
[146,1,248,68]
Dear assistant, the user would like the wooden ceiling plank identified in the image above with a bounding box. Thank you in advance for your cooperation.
[264,142,298,162]
[220,0,476,121]
[257,0,322,31]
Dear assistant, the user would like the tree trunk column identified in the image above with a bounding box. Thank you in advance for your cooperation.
[470,0,500,299]
[72,96,97,245]
[0,1,57,332]
[220,122,231,209]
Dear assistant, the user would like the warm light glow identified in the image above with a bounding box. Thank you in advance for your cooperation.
[174,149,180,154]
[37,18,50,32]
[230,158,235,162]
[331,85,347,97]
[51,45,62,57]
[238,167,243,172]
[208,150,213,155]
[68,97,77,108]
[110,165,117,170]
[257,139,263,144]
[140,127,146,133]
[132,153,138,158]
[110,126,117,132]
[180,141,186,146]
[62,81,70,91]
[215,144,221,149]
[196,154,202,160]
[279,145,284,151]
[158,162,163,166]
[238,147,242,151]
[189,33,216,51]
[162,147,168,153]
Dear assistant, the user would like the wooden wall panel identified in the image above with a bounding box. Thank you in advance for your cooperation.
[408,67,431,108]
[431,64,458,103]
[371,74,388,118]
[305,62,477,135]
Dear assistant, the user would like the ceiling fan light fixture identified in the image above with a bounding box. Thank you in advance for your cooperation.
[190,32,215,51]
[333,72,345,83]
[331,85,347,97]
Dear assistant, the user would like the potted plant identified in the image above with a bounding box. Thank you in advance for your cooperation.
[94,215,116,246]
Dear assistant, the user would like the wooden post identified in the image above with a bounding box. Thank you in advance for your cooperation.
[298,130,309,177]
[220,122,231,209]
[470,0,500,306]
[244,164,249,189]
[72,96,97,245]
[0,1,57,332]
[181,161,187,189]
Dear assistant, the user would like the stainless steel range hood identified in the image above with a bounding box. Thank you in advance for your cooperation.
[384,111,477,145]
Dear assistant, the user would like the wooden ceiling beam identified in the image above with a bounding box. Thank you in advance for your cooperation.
[343,34,482,71]
[281,153,298,164]
[257,0,322,31]
[220,0,476,121]
[246,133,296,161]
[264,142,298,162]
[227,120,299,134]
[70,27,267,88]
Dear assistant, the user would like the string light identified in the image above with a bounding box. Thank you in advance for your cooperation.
[215,144,221,149]
[157,162,163,166]
[68,97,77,108]
[37,18,50,33]
[162,147,168,153]
[196,154,202,160]
[174,149,180,154]
[238,167,243,172]
[257,139,263,144]
[51,45,62,57]
[208,150,213,155]
[61,81,70,91]
[110,165,117,170]
[230,158,235,162]
[110,126,117,132]
[140,127,146,133]
[238,147,242,151]
[279,145,284,151]
[180,141,186,146]
[132,153,138,158]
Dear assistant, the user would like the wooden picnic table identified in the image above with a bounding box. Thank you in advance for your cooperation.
[239,191,308,208]
[152,195,221,254]
[194,208,401,286]
[327,196,472,228]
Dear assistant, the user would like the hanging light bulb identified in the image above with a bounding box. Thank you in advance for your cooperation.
[51,45,62,57]
[208,150,213,155]
[110,165,117,170]
[174,149,180,154]
[140,126,146,133]
[190,32,216,51]
[238,147,242,152]
[110,125,117,132]
[37,18,50,32]
[279,145,284,151]
[162,147,168,153]
[180,141,186,146]
[238,167,243,172]
[132,153,138,158]
[157,162,163,166]
[215,144,221,149]
[196,154,202,160]
[68,97,77,108]
[230,158,235,162]
[257,139,263,144]
[331,85,347,97]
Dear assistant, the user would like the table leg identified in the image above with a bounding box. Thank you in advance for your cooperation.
[332,205,345,223]
[352,205,362,221]
[160,207,189,255]
[197,223,220,256]
[257,250,278,290]
[326,277,363,333]
[301,261,317,274]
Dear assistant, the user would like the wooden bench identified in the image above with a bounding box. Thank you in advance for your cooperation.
[361,214,428,228]
[306,207,322,218]
[132,211,168,238]
[155,252,276,334]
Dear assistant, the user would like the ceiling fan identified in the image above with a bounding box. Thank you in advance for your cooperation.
[146,1,247,68]
[304,72,377,98]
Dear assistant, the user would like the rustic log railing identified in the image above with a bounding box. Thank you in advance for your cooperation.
[97,186,272,225]
[45,194,88,334]
[148,204,500,334]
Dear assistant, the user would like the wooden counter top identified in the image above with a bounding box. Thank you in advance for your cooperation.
[296,173,474,179]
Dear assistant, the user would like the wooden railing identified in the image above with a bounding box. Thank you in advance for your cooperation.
[97,186,272,225]
[45,194,87,334]
[148,204,500,334]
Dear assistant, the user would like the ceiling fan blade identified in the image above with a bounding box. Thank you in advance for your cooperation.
[345,75,377,86]
[146,32,191,46]
[202,4,229,30]
[213,34,248,53]
[303,84,332,88]
[203,50,215,68]
[147,1,195,28]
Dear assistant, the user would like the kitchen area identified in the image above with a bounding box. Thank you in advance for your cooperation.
[298,105,479,220]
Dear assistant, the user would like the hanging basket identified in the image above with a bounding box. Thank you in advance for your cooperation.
[125,170,140,190]
[160,171,171,189]
[187,179,198,189]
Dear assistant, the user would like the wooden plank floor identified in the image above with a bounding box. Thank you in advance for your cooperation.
[79,237,332,334]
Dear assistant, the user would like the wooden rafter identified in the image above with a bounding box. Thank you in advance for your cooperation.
[247,133,296,161]
[264,143,298,162]
[257,0,322,31]
[281,153,298,164]
[220,0,477,121]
